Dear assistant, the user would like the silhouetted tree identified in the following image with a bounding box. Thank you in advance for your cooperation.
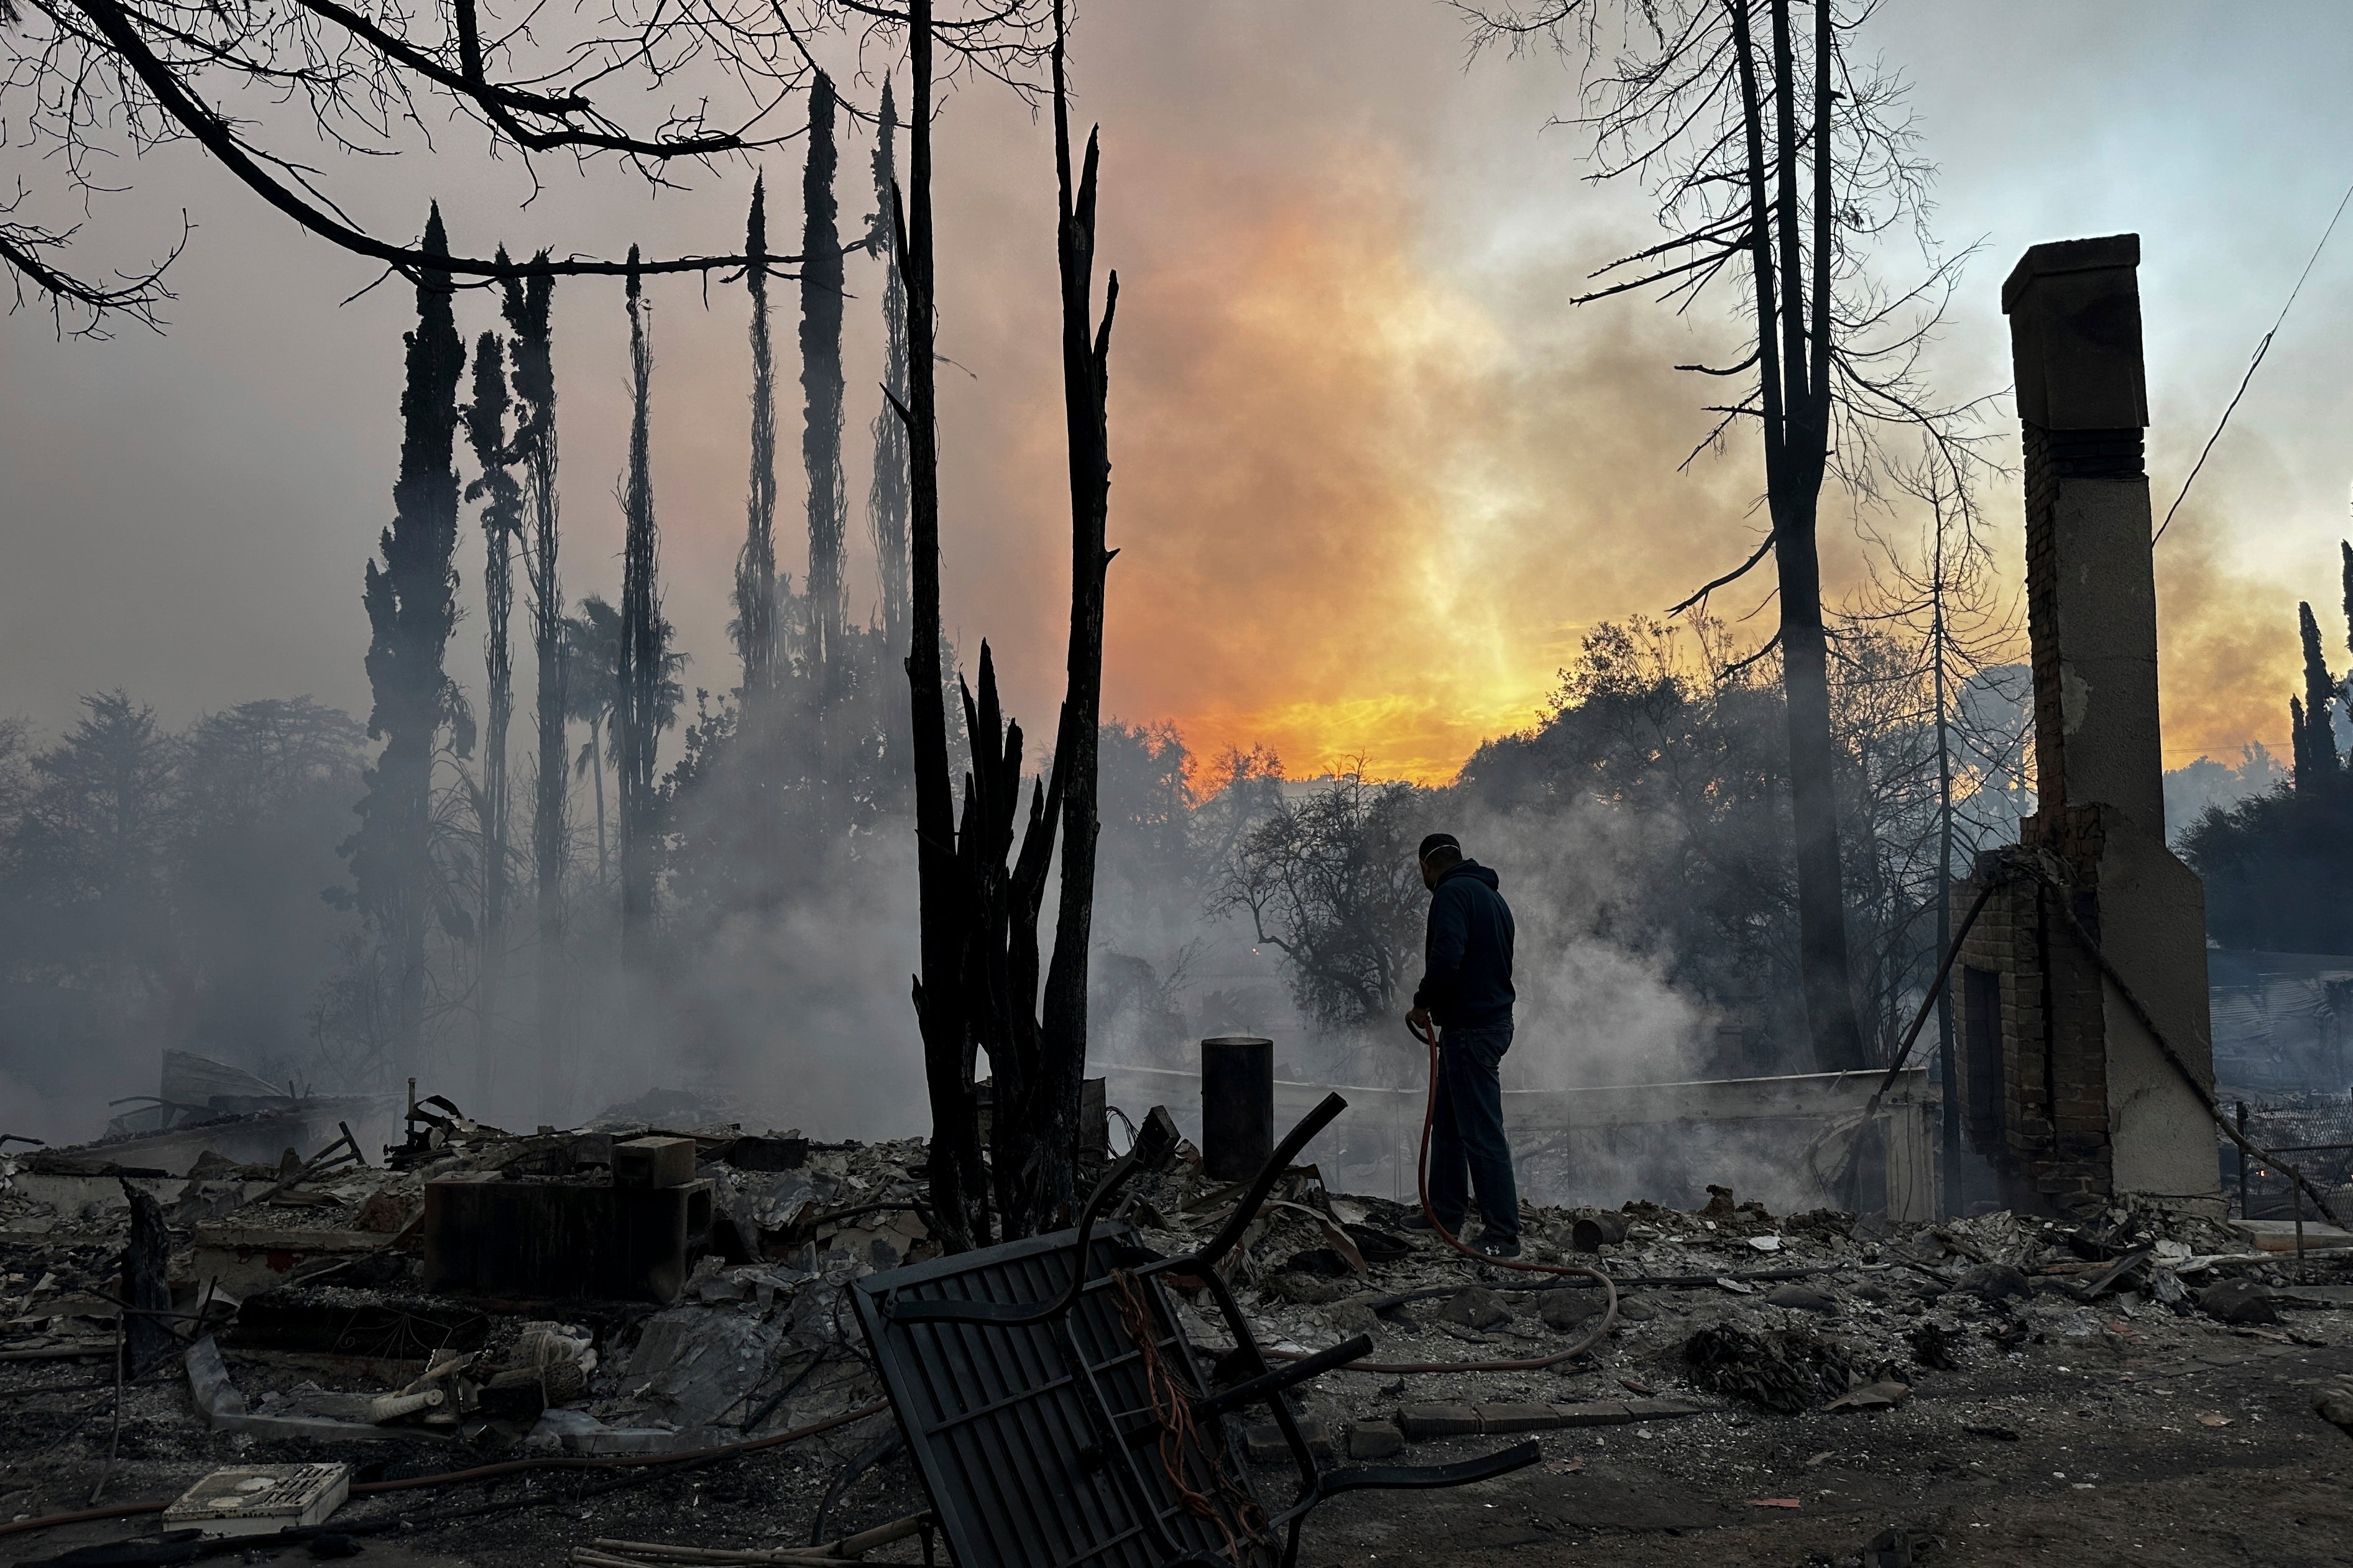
[177,697,367,1065]
[854,0,1061,1250]
[616,253,667,964]
[895,0,983,1250]
[4,0,827,332]
[1016,0,1119,1236]
[564,594,682,892]
[564,598,622,889]
[2186,540,2353,952]
[735,176,782,697]
[801,71,847,677]
[13,692,177,983]
[496,258,567,1104]
[345,204,466,1081]
[867,80,912,644]
[2294,600,2339,791]
[1212,766,1423,1035]
[464,328,522,1101]
[1457,0,1984,1073]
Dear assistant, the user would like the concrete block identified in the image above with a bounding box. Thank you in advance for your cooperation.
[614,1136,697,1190]
[1242,1418,1332,1464]
[1398,1403,1482,1439]
[1345,1420,1404,1459]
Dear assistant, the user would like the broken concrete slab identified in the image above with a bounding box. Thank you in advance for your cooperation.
[2229,1219,2353,1253]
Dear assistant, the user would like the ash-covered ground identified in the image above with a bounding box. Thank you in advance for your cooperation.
[6,1114,2352,1568]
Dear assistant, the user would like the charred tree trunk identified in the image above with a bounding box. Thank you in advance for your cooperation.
[617,252,663,968]
[1732,0,1865,1073]
[964,648,1063,1238]
[501,260,568,1116]
[737,178,785,905]
[737,177,781,699]
[868,81,913,649]
[118,1180,172,1377]
[347,203,464,1085]
[803,71,847,679]
[465,331,522,1110]
[896,2,988,1253]
[1013,1,1118,1238]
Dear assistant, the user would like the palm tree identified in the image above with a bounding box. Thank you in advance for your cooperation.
[562,595,684,889]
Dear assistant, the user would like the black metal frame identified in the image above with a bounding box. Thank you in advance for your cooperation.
[851,1094,1538,1568]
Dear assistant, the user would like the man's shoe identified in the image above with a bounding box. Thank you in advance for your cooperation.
[1471,1236,1522,1260]
[1399,1211,1455,1233]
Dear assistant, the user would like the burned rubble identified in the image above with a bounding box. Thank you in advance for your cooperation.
[6,1075,2353,1568]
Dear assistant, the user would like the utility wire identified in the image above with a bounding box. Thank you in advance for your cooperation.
[2157,176,2353,544]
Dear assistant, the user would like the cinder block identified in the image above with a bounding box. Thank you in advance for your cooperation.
[1345,1420,1404,1459]
[614,1136,697,1190]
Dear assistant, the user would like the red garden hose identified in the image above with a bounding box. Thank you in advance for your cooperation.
[1264,1022,1618,1375]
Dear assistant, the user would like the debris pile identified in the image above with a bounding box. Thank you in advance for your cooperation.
[6,1080,2353,1564]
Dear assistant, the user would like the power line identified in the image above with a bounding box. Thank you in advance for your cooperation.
[2155,176,2353,545]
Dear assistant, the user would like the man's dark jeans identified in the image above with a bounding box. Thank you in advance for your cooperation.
[1429,1020,1517,1245]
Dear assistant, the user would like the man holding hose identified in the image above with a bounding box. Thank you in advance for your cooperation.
[1404,832,1521,1259]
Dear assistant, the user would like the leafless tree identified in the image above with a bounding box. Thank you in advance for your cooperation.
[462,326,522,1107]
[1212,764,1425,1038]
[1455,0,1989,1072]
[846,0,1096,1248]
[1,0,835,332]
[1840,461,2024,1132]
[615,252,666,968]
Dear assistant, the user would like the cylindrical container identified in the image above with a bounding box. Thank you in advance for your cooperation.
[1201,1036,1275,1181]
[1572,1213,1630,1254]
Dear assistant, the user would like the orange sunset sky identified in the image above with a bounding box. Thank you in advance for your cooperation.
[7,2,2353,786]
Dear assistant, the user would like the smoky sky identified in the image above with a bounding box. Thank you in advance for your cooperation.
[6,1,2353,780]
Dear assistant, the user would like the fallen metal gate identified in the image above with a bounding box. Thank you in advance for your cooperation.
[852,1094,1538,1568]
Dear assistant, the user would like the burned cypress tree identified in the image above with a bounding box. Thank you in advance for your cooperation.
[891,0,1120,1246]
[895,1,988,1251]
[735,177,781,695]
[499,255,567,1105]
[867,80,912,645]
[1018,0,1119,1238]
[2295,600,2339,790]
[617,252,664,965]
[2342,538,2353,659]
[346,203,466,1082]
[801,71,847,677]
[464,329,522,1104]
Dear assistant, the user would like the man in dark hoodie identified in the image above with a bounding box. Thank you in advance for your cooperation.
[1404,832,1520,1258]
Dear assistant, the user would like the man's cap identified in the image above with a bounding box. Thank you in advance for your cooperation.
[1417,833,1461,861]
